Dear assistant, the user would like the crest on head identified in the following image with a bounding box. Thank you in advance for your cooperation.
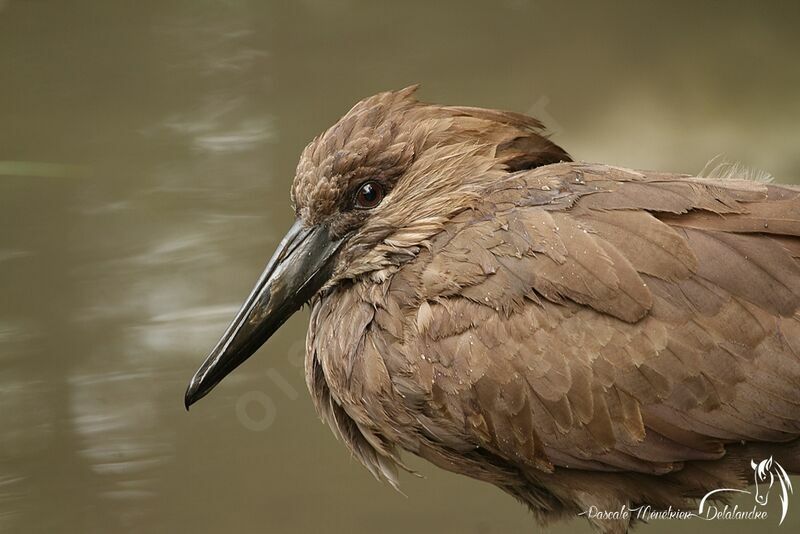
[290,86,570,280]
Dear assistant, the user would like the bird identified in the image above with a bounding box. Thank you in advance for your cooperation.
[185,86,800,533]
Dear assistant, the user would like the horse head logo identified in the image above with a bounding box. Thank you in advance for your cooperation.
[751,456,794,524]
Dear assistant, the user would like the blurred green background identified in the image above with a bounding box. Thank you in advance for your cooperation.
[1,1,799,533]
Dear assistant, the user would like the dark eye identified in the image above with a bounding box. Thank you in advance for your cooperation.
[354,181,384,209]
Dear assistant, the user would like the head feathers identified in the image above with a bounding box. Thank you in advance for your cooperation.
[291,86,570,282]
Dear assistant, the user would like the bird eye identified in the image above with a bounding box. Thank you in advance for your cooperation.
[354,181,384,209]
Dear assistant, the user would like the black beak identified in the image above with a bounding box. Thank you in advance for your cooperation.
[184,220,343,409]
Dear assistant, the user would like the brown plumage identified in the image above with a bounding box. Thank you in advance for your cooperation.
[186,86,800,533]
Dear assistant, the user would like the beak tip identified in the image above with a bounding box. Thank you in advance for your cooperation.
[184,221,340,413]
[184,379,202,411]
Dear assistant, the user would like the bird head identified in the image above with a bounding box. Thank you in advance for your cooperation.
[185,86,568,407]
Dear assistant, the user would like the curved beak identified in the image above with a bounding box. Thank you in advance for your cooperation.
[184,220,343,409]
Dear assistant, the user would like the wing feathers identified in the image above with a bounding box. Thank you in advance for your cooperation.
[383,162,800,474]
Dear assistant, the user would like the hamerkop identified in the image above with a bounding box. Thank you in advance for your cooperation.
[186,86,800,533]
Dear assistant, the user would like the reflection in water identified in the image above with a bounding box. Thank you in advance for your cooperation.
[152,9,274,156]
[69,371,170,500]
[131,303,241,356]
[0,319,36,346]
[0,249,30,264]
[160,96,275,154]
[0,473,23,531]
[1,1,799,532]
